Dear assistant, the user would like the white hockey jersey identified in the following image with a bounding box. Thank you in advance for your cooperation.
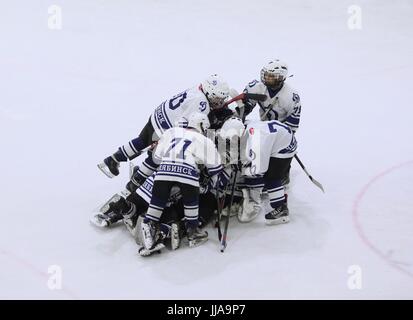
[153,127,223,187]
[150,86,211,137]
[241,120,297,175]
[136,173,181,206]
[243,80,301,131]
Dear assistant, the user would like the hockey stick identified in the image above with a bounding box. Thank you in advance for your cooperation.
[224,92,267,107]
[220,169,239,253]
[215,181,230,241]
[97,143,157,179]
[215,187,224,241]
[294,154,325,193]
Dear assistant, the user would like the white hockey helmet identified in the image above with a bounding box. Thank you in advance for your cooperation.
[177,112,210,134]
[219,116,245,140]
[201,74,230,110]
[260,59,288,90]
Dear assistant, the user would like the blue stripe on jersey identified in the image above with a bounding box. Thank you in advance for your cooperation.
[137,168,149,179]
[208,165,223,175]
[185,215,198,220]
[208,164,222,171]
[245,176,265,188]
[143,159,158,171]
[265,179,282,190]
[267,186,284,193]
[158,160,199,177]
[184,205,198,210]
[154,102,172,131]
[162,101,173,128]
[284,115,300,125]
[270,196,285,203]
[279,136,297,154]
[156,172,199,183]
[139,186,152,200]
[146,214,160,222]
[284,122,299,128]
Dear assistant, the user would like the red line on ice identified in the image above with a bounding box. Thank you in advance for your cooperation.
[0,248,79,299]
[352,160,413,279]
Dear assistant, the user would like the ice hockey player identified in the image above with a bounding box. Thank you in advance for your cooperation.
[219,116,297,225]
[238,59,301,130]
[99,75,231,179]
[236,59,302,187]
[91,170,184,256]
[91,167,223,256]
[141,113,229,254]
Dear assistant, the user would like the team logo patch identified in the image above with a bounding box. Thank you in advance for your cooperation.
[199,101,207,112]
[249,127,254,135]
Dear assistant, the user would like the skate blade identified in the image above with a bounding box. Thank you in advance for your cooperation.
[90,215,109,228]
[188,238,208,248]
[99,193,122,213]
[97,162,115,178]
[265,216,290,226]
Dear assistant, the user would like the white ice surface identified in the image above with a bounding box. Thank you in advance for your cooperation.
[1,0,413,299]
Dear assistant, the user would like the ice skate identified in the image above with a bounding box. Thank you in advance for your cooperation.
[187,227,208,248]
[265,203,289,225]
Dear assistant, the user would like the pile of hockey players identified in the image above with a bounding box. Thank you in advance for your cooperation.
[92,59,302,256]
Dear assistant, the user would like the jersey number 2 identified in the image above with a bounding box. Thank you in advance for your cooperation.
[268,121,292,134]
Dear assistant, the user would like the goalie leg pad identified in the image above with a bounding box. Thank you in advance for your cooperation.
[138,242,165,257]
[238,188,262,223]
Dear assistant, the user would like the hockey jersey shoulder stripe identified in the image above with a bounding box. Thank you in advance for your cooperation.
[156,172,199,182]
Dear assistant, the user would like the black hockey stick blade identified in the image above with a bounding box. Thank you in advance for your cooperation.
[294,155,325,193]
[309,175,325,193]
[244,93,267,102]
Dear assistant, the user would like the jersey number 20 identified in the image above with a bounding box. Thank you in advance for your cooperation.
[169,91,188,110]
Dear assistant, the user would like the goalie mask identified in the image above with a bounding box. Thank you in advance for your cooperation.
[201,74,230,110]
[260,60,288,91]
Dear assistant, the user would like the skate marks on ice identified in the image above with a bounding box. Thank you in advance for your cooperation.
[353,160,413,279]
